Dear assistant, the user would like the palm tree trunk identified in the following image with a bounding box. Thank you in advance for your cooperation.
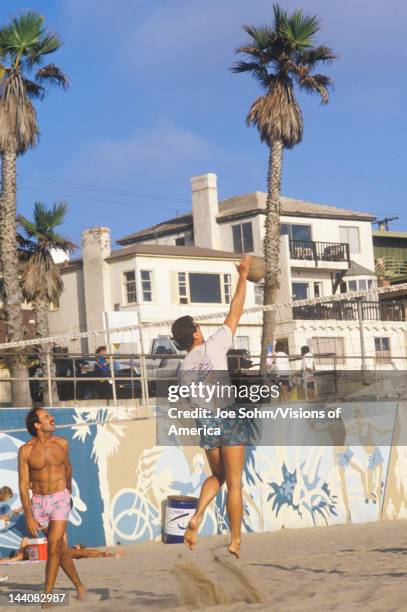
[33,295,58,406]
[260,140,283,372]
[0,150,31,406]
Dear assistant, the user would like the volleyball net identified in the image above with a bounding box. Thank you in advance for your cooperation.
[0,281,406,410]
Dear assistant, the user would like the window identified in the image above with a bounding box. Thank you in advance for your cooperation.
[339,226,360,254]
[224,274,232,304]
[232,222,253,253]
[311,337,345,365]
[281,223,312,241]
[152,337,176,355]
[254,282,264,305]
[189,273,221,303]
[177,272,188,304]
[140,270,153,302]
[177,273,223,304]
[292,282,310,300]
[340,278,376,294]
[314,282,323,298]
[123,271,137,304]
[375,337,391,365]
[175,236,185,246]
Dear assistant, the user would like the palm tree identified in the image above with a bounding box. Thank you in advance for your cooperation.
[0,11,68,404]
[18,202,75,405]
[232,5,335,369]
[18,201,75,337]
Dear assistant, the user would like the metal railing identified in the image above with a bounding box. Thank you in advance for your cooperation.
[293,300,406,321]
[289,240,350,265]
[375,256,407,278]
[1,351,407,408]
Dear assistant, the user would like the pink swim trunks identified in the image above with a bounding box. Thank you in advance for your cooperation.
[31,488,71,529]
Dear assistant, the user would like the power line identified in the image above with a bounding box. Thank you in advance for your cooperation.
[18,185,189,214]
[18,173,190,204]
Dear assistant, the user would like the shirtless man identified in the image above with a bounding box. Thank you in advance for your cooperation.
[18,407,85,601]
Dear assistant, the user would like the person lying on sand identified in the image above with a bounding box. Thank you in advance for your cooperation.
[0,538,125,563]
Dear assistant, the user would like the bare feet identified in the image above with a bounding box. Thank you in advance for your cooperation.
[184,514,202,550]
[114,549,125,558]
[228,541,240,559]
[76,584,87,601]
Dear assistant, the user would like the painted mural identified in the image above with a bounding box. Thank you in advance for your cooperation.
[0,402,405,557]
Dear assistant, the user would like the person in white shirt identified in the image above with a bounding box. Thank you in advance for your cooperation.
[267,340,291,402]
[171,256,251,559]
[301,345,316,400]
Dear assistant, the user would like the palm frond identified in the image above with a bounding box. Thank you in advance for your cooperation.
[297,74,333,104]
[35,63,69,89]
[0,73,39,153]
[297,45,337,67]
[27,34,60,67]
[0,11,45,63]
[272,4,289,34]
[242,24,276,50]
[282,9,321,48]
[230,61,271,88]
[23,77,45,100]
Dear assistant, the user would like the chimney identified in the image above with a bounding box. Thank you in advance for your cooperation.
[191,173,220,249]
[82,227,112,336]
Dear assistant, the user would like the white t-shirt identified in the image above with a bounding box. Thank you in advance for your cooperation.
[302,352,315,379]
[179,324,233,375]
[179,324,233,412]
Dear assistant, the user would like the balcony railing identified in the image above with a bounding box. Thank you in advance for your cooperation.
[293,300,406,321]
[289,240,350,265]
[375,256,407,279]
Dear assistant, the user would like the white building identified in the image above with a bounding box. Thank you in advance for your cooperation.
[49,174,407,367]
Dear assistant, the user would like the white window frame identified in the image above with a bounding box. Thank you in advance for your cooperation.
[231,222,254,253]
[177,272,231,305]
[281,222,313,242]
[375,337,391,365]
[123,270,137,305]
[223,273,232,304]
[313,282,323,298]
[291,281,310,301]
[140,270,155,303]
[339,226,361,254]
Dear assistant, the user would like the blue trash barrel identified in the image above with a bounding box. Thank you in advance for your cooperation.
[164,495,198,543]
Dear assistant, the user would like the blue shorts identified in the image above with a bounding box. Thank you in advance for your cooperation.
[196,414,254,450]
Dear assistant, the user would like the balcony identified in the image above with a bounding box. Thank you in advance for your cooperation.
[289,240,350,269]
[293,300,406,322]
[375,257,407,282]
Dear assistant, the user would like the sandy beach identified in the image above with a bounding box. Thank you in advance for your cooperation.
[0,520,406,611]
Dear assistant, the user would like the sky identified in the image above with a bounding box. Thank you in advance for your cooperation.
[1,0,406,250]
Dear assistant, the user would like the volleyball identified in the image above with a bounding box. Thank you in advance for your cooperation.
[247,256,266,282]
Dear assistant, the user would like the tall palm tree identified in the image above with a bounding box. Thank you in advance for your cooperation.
[232,5,335,369]
[0,11,68,404]
[18,202,75,406]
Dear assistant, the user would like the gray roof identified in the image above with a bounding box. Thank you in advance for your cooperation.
[106,243,239,262]
[117,213,193,245]
[117,192,375,245]
[345,260,377,277]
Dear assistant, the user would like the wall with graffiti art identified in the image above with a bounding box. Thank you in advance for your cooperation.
[0,402,405,556]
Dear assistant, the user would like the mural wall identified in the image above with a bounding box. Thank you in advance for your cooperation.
[0,403,405,556]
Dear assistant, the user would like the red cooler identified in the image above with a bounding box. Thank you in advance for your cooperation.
[26,538,48,561]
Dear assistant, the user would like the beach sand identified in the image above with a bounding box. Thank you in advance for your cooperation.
[1,520,407,611]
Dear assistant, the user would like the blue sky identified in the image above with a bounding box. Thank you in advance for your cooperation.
[1,0,406,248]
